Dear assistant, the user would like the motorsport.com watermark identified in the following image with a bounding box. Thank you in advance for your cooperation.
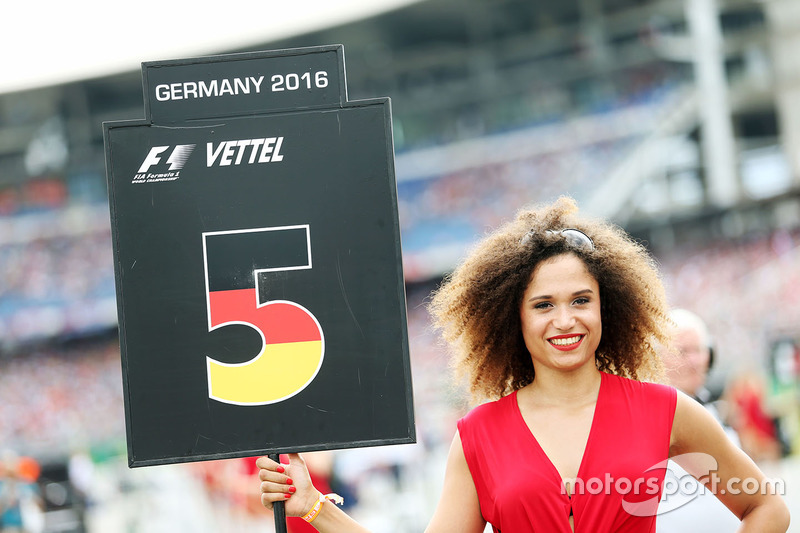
[561,453,785,516]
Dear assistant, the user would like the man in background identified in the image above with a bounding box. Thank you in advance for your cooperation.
[656,308,741,532]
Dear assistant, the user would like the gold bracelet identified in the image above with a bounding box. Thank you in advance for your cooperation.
[301,493,344,523]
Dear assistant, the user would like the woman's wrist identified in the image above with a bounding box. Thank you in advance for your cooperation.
[300,491,324,522]
[300,493,345,524]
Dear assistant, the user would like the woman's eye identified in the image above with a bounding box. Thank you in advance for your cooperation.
[573,297,590,305]
[534,302,552,310]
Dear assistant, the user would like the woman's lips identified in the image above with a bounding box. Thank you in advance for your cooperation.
[548,334,584,351]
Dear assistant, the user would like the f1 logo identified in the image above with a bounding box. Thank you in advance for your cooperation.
[138,144,196,173]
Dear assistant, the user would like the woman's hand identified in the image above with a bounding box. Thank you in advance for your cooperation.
[256,453,319,517]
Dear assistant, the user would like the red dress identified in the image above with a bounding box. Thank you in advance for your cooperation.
[457,372,677,532]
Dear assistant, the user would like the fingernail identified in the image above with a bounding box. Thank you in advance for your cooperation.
[288,486,297,493]
[276,465,285,473]
[284,493,292,499]
[286,478,293,485]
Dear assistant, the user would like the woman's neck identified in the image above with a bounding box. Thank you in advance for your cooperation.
[523,363,602,407]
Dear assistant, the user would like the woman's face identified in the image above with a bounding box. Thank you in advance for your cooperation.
[519,253,602,374]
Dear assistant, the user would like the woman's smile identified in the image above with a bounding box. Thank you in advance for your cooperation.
[548,334,585,351]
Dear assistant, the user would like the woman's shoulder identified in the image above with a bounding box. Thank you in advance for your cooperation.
[457,391,522,452]
[601,373,678,436]
[604,372,677,400]
[459,391,517,426]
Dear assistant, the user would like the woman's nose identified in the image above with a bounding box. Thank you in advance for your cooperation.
[553,307,576,330]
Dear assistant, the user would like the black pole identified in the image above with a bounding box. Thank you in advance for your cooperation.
[270,453,288,533]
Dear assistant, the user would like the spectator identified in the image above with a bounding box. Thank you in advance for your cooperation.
[657,308,740,532]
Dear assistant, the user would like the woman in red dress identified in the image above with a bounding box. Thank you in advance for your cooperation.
[255,197,789,532]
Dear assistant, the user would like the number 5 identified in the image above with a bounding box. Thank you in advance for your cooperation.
[202,225,324,405]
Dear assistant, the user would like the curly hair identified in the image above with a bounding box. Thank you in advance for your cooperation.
[428,196,669,403]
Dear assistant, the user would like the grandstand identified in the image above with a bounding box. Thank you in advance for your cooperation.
[1,0,799,531]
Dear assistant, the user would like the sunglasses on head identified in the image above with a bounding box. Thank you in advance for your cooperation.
[520,228,595,251]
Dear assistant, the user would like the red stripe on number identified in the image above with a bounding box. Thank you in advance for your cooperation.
[209,289,322,344]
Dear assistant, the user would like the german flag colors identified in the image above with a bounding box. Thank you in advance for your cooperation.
[207,288,324,405]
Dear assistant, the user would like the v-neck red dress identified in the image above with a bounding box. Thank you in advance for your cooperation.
[457,371,677,532]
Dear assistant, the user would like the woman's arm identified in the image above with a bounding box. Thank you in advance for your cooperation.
[670,391,790,531]
[424,431,486,533]
[257,431,486,533]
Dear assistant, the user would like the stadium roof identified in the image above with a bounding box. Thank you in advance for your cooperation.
[1,0,423,94]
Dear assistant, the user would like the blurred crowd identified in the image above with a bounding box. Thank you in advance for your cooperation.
[398,137,638,253]
[661,227,800,361]
[0,205,116,347]
[0,337,125,457]
[397,76,680,261]
[660,227,800,462]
